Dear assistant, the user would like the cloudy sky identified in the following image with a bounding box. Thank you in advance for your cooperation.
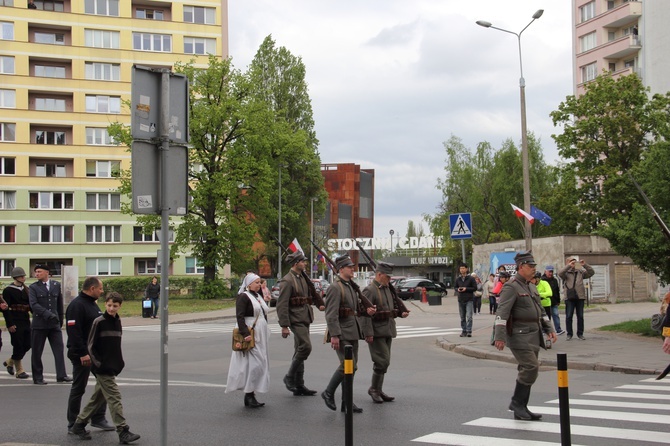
[228,0,574,240]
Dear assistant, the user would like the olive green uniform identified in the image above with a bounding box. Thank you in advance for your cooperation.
[362,280,396,374]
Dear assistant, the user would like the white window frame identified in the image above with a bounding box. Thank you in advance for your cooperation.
[580,1,596,23]
[0,157,15,175]
[132,32,171,52]
[85,29,120,49]
[85,128,114,145]
[1,22,13,40]
[183,6,216,24]
[86,192,121,210]
[580,31,597,53]
[1,259,16,278]
[35,64,66,78]
[29,191,74,209]
[86,225,121,243]
[35,130,66,145]
[0,1,14,7]
[1,225,15,243]
[29,225,74,243]
[36,162,66,177]
[86,160,120,178]
[185,257,205,274]
[85,95,120,114]
[0,89,15,108]
[581,62,598,83]
[84,0,119,16]
[86,258,121,276]
[0,191,16,209]
[136,8,164,20]
[0,123,15,142]
[35,97,66,111]
[184,37,216,55]
[0,56,14,74]
[85,62,120,81]
[34,32,65,45]
[34,1,65,11]
[137,259,159,274]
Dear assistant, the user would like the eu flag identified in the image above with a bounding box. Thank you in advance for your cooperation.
[530,205,552,226]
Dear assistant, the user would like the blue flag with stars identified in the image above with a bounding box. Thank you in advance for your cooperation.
[530,205,552,226]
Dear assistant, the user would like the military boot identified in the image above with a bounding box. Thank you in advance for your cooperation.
[508,380,532,421]
[293,361,317,396]
[523,384,542,420]
[283,359,300,393]
[118,426,141,444]
[377,373,395,402]
[14,359,29,379]
[321,370,343,411]
[368,372,384,403]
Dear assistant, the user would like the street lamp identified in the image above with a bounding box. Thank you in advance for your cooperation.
[389,229,395,254]
[310,197,316,278]
[278,165,283,279]
[476,9,543,252]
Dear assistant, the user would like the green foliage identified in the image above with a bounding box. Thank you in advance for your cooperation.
[194,277,233,300]
[598,318,662,338]
[93,277,202,301]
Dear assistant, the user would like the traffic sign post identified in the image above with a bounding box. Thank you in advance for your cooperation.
[450,213,472,264]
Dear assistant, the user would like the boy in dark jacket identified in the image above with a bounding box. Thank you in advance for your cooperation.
[70,292,140,444]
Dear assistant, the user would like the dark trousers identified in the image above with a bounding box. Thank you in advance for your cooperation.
[150,297,160,317]
[473,296,482,313]
[565,299,585,337]
[9,323,31,360]
[31,327,67,381]
[489,296,498,313]
[67,359,107,427]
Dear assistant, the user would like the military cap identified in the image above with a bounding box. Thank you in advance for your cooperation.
[33,264,50,272]
[335,255,355,270]
[286,251,307,265]
[375,261,394,276]
[10,266,26,278]
[514,251,537,266]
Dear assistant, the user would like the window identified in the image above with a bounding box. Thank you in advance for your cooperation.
[580,32,597,53]
[0,123,15,142]
[36,131,66,145]
[183,6,215,24]
[580,1,596,23]
[184,37,216,55]
[86,128,114,145]
[85,62,120,81]
[29,225,74,243]
[0,89,15,108]
[581,62,598,83]
[34,1,65,11]
[0,158,15,175]
[0,1,14,7]
[35,162,66,177]
[0,56,15,74]
[0,191,16,209]
[84,0,119,16]
[624,59,635,69]
[85,29,120,49]
[0,226,15,243]
[137,259,159,274]
[133,226,173,242]
[1,259,15,277]
[86,258,121,276]
[185,257,204,274]
[132,33,171,52]
[85,95,120,114]
[29,191,74,209]
[1,22,13,40]
[35,64,66,78]
[607,0,615,10]
[136,8,163,20]
[34,32,65,45]
[86,192,121,210]
[86,225,121,243]
[86,160,120,178]
[35,97,66,111]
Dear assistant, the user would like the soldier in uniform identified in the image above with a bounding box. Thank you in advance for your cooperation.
[493,252,557,421]
[321,255,375,413]
[277,251,325,396]
[362,261,409,403]
[29,264,71,385]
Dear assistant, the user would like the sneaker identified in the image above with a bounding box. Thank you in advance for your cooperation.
[566,335,573,340]
[459,332,466,337]
[466,333,472,337]
[557,330,566,336]
[578,335,586,340]
[70,422,92,440]
[91,420,116,431]
[118,426,141,444]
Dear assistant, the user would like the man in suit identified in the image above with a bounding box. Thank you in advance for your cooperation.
[28,264,71,385]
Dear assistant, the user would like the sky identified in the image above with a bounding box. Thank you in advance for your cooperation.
[228,0,574,241]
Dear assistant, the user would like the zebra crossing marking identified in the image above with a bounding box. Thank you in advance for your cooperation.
[412,432,587,445]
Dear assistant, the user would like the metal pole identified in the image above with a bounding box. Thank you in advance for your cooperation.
[310,198,314,279]
[518,39,532,252]
[557,353,572,446]
[278,167,282,279]
[158,69,170,446]
[460,239,466,265]
[344,344,354,446]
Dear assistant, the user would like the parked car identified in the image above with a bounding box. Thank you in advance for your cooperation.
[269,283,280,307]
[396,278,446,300]
[390,276,406,288]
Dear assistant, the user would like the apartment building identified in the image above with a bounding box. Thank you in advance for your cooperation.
[573,0,670,96]
[0,0,228,279]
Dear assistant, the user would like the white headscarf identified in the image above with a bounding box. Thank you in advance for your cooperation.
[238,273,261,294]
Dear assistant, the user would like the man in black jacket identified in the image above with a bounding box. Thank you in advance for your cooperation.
[65,277,114,434]
[455,264,477,337]
[541,265,565,335]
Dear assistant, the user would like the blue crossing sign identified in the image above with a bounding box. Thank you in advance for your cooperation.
[450,213,472,239]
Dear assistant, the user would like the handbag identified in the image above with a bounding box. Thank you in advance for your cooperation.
[232,312,260,352]
[565,273,579,301]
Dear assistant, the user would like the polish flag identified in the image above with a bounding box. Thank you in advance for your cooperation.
[511,204,535,224]
[287,238,304,254]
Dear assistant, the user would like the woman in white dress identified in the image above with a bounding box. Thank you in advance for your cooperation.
[225,273,270,408]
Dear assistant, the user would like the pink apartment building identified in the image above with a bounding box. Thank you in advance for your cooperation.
[573,0,670,96]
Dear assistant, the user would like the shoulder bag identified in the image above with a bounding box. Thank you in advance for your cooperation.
[232,312,260,352]
[565,273,579,301]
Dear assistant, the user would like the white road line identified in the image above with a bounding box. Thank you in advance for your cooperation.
[544,398,670,411]
[583,391,670,401]
[527,406,670,424]
[412,432,587,446]
[617,384,670,391]
[466,417,668,443]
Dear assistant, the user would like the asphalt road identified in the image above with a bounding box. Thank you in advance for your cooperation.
[2,310,668,446]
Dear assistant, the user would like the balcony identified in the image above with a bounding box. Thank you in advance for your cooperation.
[603,34,641,60]
[603,1,642,29]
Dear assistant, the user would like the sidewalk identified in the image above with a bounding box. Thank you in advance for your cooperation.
[122,296,669,375]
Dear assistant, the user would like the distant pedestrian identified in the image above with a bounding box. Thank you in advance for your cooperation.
[484,274,495,314]
[2,267,32,379]
[70,292,140,444]
[557,257,595,341]
[541,266,564,335]
[472,273,483,314]
[455,264,477,337]
[494,251,556,421]
[144,276,160,319]
[533,272,552,319]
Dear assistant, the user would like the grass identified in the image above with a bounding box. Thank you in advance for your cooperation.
[598,318,663,338]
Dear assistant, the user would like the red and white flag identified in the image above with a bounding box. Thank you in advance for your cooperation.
[511,204,535,224]
[287,238,304,254]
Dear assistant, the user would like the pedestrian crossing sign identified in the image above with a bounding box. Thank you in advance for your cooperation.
[449,213,472,239]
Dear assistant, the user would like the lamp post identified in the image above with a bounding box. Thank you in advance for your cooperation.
[476,9,543,252]
[389,229,395,254]
[278,166,282,279]
[310,197,316,278]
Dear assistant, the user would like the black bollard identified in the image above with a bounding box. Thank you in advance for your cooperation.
[557,353,571,446]
[344,344,353,446]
